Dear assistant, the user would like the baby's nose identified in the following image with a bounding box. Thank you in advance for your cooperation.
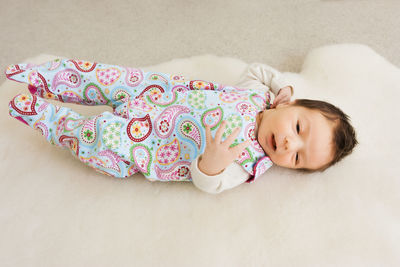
[284,136,301,151]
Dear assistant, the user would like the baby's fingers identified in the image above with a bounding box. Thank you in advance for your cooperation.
[223,127,241,146]
[214,120,226,143]
[271,97,281,108]
[205,125,212,146]
[271,94,289,108]
[230,139,252,156]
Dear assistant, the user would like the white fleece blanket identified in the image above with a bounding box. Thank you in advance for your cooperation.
[0,44,399,266]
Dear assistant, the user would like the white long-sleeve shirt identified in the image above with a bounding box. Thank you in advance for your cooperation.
[190,63,293,194]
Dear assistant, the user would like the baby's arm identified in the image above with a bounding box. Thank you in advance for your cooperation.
[235,63,293,97]
[190,155,249,194]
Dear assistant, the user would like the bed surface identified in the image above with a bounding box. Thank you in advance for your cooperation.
[0,44,399,266]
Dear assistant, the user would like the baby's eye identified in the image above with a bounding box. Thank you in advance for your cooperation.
[296,121,300,134]
[295,152,299,164]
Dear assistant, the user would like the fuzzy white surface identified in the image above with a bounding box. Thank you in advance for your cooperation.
[0,44,399,267]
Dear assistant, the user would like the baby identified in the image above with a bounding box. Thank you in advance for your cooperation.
[5,59,357,194]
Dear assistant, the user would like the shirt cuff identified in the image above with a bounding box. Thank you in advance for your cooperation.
[190,156,225,194]
[190,155,250,194]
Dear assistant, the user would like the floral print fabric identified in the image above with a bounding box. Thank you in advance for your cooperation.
[5,59,273,182]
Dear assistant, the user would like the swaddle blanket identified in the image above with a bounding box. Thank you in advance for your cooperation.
[5,59,273,182]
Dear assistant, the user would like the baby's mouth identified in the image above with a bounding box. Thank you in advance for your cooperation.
[272,134,277,151]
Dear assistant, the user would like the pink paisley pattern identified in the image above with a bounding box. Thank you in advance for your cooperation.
[219,91,244,103]
[97,150,125,173]
[245,123,256,142]
[147,91,178,106]
[148,73,168,85]
[56,116,67,136]
[156,139,180,165]
[179,120,202,149]
[219,91,245,103]
[252,141,264,153]
[80,152,121,175]
[34,120,49,139]
[244,122,264,153]
[48,59,62,71]
[130,144,152,176]
[6,58,273,182]
[125,68,144,87]
[129,98,153,112]
[236,102,257,116]
[60,91,85,104]
[154,105,190,138]
[249,156,273,182]
[37,102,50,112]
[28,70,45,88]
[127,114,152,142]
[52,69,81,91]
[171,74,185,82]
[59,135,80,156]
[172,85,189,93]
[155,161,191,181]
[128,164,140,176]
[96,67,121,86]
[80,115,101,144]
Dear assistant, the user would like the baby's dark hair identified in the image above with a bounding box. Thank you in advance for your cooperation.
[291,99,358,172]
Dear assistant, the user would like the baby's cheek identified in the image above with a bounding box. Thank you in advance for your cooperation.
[269,156,281,166]
[256,131,265,143]
[273,155,292,168]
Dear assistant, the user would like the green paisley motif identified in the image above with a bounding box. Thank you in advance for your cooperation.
[83,83,110,105]
[201,106,224,130]
[232,146,254,166]
[187,91,206,110]
[102,122,122,150]
[249,93,270,109]
[222,114,243,139]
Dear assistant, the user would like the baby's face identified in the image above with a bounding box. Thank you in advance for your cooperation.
[256,102,335,170]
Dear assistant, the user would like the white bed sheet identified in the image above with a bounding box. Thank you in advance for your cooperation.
[0,44,399,266]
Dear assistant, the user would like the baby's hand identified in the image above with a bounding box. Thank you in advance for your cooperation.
[270,86,293,108]
[198,121,252,176]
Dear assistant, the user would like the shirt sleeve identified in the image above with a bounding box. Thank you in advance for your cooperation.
[235,63,293,96]
[190,155,250,194]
